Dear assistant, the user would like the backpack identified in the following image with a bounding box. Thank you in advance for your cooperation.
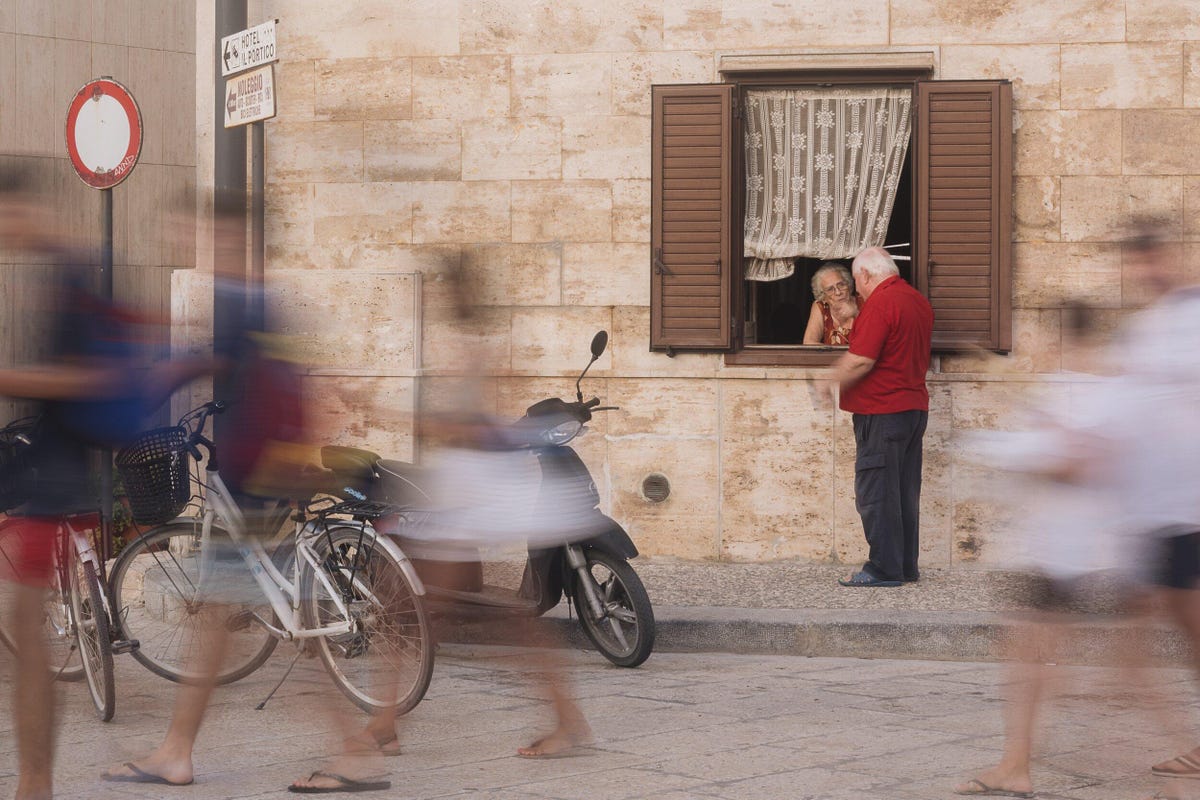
[220,333,306,496]
[0,417,38,512]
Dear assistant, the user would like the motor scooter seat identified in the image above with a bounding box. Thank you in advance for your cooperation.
[376,459,433,506]
[320,446,380,496]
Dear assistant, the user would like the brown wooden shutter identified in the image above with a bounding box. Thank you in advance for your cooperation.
[650,84,735,352]
[914,80,1013,352]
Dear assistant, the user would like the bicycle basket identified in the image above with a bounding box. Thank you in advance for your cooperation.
[0,417,38,513]
[115,426,190,526]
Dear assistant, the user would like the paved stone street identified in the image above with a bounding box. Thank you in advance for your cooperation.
[2,644,1197,799]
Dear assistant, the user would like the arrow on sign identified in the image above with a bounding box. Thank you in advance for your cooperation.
[226,84,238,116]
[223,38,240,72]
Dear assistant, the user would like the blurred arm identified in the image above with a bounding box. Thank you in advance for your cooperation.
[0,364,127,400]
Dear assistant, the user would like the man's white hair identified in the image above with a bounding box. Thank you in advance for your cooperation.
[852,247,900,280]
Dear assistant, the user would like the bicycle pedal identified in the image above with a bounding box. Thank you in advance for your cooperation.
[110,639,139,655]
[225,610,256,632]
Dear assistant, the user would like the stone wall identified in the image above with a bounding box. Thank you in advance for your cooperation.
[208,0,1200,566]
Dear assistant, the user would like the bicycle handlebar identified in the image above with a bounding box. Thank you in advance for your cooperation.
[177,401,227,471]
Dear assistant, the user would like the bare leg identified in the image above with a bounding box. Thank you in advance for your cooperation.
[1145,587,1200,794]
[102,606,233,786]
[291,547,406,792]
[955,616,1054,796]
[515,617,590,757]
[13,583,55,800]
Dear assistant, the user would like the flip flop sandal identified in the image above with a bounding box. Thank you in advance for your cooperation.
[1153,753,1200,779]
[288,771,391,794]
[954,778,1035,798]
[101,762,194,786]
[516,731,593,759]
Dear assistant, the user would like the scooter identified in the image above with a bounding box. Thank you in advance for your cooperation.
[321,331,655,668]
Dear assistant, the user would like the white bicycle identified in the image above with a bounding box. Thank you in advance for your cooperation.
[107,402,434,714]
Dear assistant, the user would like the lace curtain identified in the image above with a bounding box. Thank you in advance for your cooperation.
[743,87,913,281]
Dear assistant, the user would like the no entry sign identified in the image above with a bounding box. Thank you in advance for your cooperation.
[65,78,142,189]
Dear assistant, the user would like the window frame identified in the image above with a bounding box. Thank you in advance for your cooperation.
[649,70,1013,363]
[723,67,932,367]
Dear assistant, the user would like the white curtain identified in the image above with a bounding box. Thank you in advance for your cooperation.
[743,87,913,281]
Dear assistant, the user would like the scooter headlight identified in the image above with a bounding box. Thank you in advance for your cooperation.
[543,419,583,445]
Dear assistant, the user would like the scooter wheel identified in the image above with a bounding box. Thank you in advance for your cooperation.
[571,548,654,667]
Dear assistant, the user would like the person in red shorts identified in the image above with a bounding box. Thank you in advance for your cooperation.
[0,164,136,800]
[827,247,934,587]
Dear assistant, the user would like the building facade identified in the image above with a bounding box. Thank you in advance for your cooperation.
[0,1,197,426]
[179,0,1200,568]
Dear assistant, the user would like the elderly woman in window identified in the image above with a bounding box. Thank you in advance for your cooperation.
[803,262,861,346]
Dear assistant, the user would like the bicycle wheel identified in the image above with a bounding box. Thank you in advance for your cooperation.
[301,525,433,714]
[0,523,84,682]
[69,557,115,721]
[571,548,655,668]
[108,522,278,685]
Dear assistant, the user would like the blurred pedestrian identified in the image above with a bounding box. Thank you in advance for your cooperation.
[396,261,593,758]
[1105,220,1200,798]
[955,301,1120,798]
[100,195,400,794]
[0,162,183,800]
[828,247,934,587]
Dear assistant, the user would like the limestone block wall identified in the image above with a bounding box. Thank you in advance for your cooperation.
[207,0,1200,566]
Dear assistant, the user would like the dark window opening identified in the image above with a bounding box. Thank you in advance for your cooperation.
[747,154,913,346]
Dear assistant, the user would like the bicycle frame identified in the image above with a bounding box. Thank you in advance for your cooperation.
[194,467,424,642]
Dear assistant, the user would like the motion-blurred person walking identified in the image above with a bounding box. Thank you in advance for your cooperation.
[955,301,1121,798]
[0,162,165,800]
[101,196,402,794]
[1105,220,1200,800]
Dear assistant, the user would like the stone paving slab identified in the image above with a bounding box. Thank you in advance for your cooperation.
[1,644,1196,799]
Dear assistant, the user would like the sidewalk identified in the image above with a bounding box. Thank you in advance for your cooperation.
[450,560,1189,667]
[2,646,1190,799]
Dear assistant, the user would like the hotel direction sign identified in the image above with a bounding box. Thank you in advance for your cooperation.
[224,64,276,128]
[221,19,277,76]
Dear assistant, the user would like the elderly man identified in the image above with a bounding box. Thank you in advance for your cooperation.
[829,247,933,588]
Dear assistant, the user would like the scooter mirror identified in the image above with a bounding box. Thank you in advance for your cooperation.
[590,330,608,359]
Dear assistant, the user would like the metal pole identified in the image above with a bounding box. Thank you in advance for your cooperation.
[251,120,264,324]
[100,187,114,563]
[213,0,247,448]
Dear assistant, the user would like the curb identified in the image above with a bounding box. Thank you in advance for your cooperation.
[438,605,1193,667]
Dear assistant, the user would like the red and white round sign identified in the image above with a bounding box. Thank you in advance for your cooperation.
[65,78,142,190]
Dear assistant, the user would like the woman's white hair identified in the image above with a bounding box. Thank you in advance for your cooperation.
[852,247,900,280]
[810,262,853,302]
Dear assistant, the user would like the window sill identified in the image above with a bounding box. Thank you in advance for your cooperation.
[724,345,844,367]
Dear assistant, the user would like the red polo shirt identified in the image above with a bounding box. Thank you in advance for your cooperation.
[839,275,933,415]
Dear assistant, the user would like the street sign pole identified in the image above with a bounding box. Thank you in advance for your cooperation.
[213,0,248,449]
[251,120,264,326]
[100,186,113,562]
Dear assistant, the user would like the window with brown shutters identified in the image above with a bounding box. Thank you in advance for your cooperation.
[649,75,1013,360]
[650,84,735,352]
[914,80,1013,352]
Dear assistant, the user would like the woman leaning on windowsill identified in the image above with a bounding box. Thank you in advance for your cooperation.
[802,262,862,346]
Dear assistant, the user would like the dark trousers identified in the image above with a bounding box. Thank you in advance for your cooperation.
[852,410,927,582]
